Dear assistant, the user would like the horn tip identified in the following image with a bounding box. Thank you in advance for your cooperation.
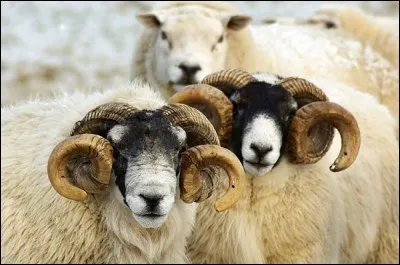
[329,162,349,172]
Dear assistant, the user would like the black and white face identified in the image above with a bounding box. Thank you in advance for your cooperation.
[107,111,187,228]
[230,82,297,177]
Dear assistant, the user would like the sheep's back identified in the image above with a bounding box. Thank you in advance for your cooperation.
[252,23,399,121]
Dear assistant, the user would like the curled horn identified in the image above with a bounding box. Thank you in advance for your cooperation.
[47,103,138,200]
[169,84,233,147]
[170,69,257,146]
[180,145,245,212]
[160,103,245,211]
[201,68,257,95]
[279,78,361,171]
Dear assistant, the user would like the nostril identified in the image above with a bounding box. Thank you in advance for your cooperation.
[179,64,202,76]
[250,143,273,159]
[140,194,163,208]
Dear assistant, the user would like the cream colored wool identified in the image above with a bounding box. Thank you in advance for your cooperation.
[1,80,197,264]
[132,1,398,128]
[313,5,399,69]
[310,5,399,123]
[131,1,270,99]
[186,77,399,264]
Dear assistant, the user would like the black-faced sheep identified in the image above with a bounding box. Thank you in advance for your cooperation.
[132,1,398,131]
[170,69,399,263]
[1,81,245,263]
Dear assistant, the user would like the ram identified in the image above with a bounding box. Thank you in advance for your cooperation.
[1,80,245,264]
[170,69,399,263]
[131,1,398,128]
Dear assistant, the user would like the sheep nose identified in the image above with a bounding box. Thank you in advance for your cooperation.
[140,194,163,209]
[250,143,273,160]
[179,63,201,79]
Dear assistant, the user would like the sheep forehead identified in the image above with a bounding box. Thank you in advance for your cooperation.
[240,83,279,106]
[235,84,296,140]
[113,113,186,160]
[162,14,224,42]
[160,5,222,18]
[241,83,293,109]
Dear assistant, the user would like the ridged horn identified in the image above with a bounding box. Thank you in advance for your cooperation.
[280,78,360,171]
[169,84,233,147]
[180,144,245,212]
[160,103,244,211]
[159,103,220,146]
[201,69,257,95]
[48,103,139,200]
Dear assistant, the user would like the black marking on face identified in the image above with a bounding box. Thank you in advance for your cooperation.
[113,149,128,205]
[324,21,337,29]
[108,111,186,201]
[228,82,297,166]
[161,30,173,49]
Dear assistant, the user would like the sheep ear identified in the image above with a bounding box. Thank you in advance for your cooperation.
[136,13,162,28]
[223,15,252,31]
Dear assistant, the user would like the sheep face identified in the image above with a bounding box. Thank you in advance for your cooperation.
[107,111,187,228]
[137,11,251,91]
[230,82,297,177]
[171,69,361,176]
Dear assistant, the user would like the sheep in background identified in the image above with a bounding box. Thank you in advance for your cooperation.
[1,80,245,264]
[131,1,260,98]
[170,69,399,263]
[131,1,398,127]
[311,5,399,69]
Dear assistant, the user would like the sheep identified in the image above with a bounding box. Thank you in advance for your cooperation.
[310,5,399,69]
[131,1,398,127]
[131,1,263,98]
[0,79,245,264]
[170,69,399,263]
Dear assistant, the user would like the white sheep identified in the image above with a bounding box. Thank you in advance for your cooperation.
[170,69,399,263]
[310,5,399,69]
[1,79,245,264]
[131,1,398,126]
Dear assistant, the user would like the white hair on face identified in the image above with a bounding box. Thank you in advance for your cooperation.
[252,72,282,85]
[108,125,128,143]
[172,126,187,145]
[125,157,177,229]
[241,114,282,177]
[152,14,228,90]
[108,123,187,229]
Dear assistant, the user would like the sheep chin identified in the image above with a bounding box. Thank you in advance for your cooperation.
[132,213,169,229]
[243,161,274,177]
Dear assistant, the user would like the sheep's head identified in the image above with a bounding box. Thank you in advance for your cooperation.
[136,7,251,91]
[170,69,361,177]
[47,103,244,228]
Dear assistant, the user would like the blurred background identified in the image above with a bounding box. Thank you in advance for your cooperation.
[1,1,399,105]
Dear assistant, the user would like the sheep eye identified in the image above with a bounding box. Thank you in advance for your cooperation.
[161,31,167,40]
[218,35,224,43]
[238,98,249,108]
[286,112,295,123]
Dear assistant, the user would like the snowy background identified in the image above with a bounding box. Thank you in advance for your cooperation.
[1,1,399,105]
